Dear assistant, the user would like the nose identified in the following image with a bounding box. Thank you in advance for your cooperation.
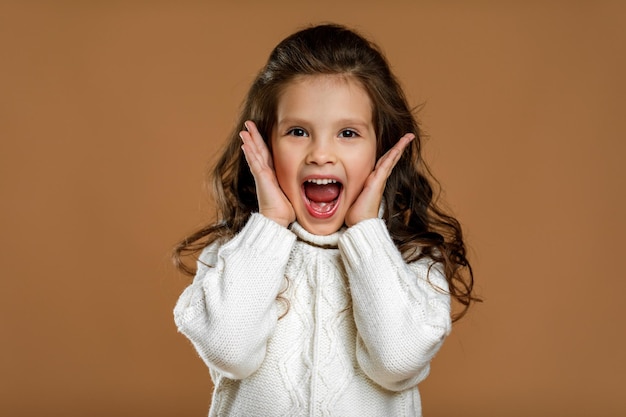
[305,137,336,165]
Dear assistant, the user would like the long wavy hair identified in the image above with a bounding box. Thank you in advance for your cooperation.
[173,24,479,321]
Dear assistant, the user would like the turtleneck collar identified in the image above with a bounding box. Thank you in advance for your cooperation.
[289,222,345,249]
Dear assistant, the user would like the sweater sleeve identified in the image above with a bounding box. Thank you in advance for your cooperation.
[173,213,297,380]
[338,218,452,392]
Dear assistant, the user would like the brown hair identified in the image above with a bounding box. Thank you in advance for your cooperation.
[174,23,479,321]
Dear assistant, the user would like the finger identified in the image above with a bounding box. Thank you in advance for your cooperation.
[240,124,271,175]
[374,133,415,176]
[240,132,262,171]
[243,120,273,168]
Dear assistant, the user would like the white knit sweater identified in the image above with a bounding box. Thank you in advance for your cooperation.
[174,213,451,416]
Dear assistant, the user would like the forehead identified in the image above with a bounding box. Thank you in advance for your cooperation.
[276,74,373,121]
[281,74,370,97]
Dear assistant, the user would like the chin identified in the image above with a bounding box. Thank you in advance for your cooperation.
[299,219,344,236]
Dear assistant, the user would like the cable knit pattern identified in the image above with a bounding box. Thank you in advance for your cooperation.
[174,213,451,416]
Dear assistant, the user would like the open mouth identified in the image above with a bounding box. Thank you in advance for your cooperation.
[302,178,343,218]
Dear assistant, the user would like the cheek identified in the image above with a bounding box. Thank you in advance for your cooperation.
[356,147,377,174]
[272,154,287,184]
[345,149,376,186]
[272,148,297,190]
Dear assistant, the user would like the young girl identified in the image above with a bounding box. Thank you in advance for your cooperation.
[174,24,477,416]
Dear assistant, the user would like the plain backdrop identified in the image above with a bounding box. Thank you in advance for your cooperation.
[1,1,625,416]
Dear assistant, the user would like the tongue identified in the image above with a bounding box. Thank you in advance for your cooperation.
[304,183,340,203]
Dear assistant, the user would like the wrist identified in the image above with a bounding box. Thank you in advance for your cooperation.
[259,210,293,228]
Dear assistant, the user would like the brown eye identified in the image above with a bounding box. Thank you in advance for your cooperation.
[339,129,358,138]
[287,128,308,137]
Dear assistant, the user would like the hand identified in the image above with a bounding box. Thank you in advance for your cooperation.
[345,133,415,227]
[240,120,296,227]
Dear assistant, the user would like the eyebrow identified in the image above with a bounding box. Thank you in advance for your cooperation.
[276,117,371,129]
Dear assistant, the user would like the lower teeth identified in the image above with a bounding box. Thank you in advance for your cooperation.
[310,200,334,213]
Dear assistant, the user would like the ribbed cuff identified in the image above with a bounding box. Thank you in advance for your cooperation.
[339,218,397,270]
[226,213,296,262]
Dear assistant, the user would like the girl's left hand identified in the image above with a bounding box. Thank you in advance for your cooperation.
[345,133,415,227]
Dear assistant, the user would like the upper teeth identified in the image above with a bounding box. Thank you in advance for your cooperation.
[307,179,337,185]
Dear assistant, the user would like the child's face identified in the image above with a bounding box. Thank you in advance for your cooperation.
[271,75,377,235]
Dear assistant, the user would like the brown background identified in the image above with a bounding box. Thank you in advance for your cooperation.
[1,1,625,416]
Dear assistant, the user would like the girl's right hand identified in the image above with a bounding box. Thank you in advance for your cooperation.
[240,120,296,228]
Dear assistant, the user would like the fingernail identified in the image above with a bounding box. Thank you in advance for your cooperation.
[243,121,249,131]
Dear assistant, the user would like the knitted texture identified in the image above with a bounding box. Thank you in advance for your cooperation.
[174,213,452,416]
